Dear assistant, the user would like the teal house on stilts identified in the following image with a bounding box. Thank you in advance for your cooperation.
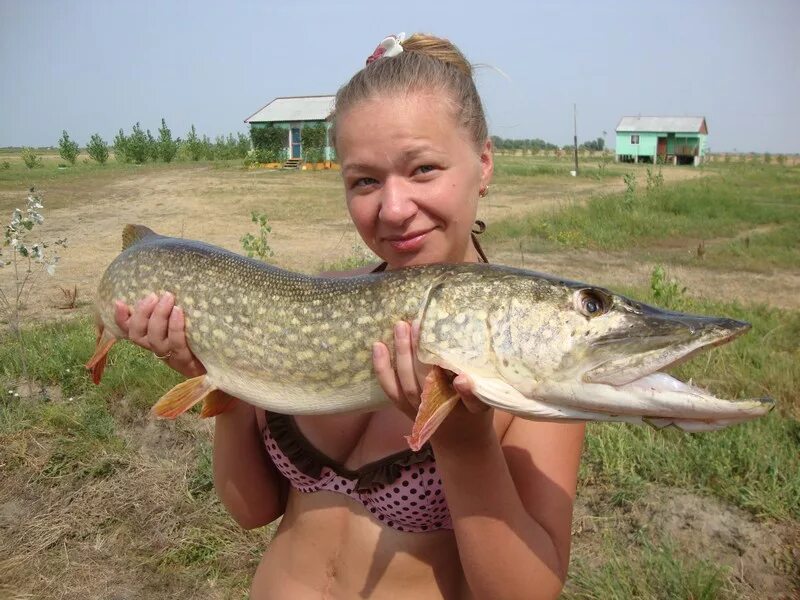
[615,116,709,166]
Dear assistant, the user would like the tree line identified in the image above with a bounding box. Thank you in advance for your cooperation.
[491,135,607,155]
[24,119,252,168]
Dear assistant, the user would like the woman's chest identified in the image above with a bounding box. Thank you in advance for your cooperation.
[294,408,513,470]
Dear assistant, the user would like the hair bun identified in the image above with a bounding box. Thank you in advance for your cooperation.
[401,34,473,78]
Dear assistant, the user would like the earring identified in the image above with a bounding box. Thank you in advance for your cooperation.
[479,185,489,198]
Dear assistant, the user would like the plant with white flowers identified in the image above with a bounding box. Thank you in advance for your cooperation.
[1,188,67,336]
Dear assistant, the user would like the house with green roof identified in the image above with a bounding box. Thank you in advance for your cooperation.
[615,116,709,165]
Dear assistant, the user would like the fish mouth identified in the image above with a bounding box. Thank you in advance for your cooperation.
[583,315,751,387]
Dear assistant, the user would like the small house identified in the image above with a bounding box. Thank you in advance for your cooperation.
[244,95,336,162]
[615,116,709,165]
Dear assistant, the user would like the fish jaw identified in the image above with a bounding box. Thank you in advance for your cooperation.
[582,309,751,387]
[469,372,773,431]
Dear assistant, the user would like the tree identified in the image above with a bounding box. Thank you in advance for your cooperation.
[21,148,41,169]
[157,118,178,162]
[87,134,109,165]
[127,123,150,164]
[58,130,80,165]
[113,128,129,162]
[184,125,204,161]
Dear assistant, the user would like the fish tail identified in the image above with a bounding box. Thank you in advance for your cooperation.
[85,320,117,384]
[152,375,228,419]
[405,366,461,451]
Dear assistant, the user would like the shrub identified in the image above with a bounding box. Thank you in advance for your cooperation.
[301,123,327,163]
[157,118,178,163]
[0,188,67,382]
[87,134,109,165]
[21,148,41,169]
[146,129,159,162]
[240,211,274,261]
[58,130,80,165]
[251,125,286,163]
[113,129,129,163]
[184,125,204,161]
[126,123,150,164]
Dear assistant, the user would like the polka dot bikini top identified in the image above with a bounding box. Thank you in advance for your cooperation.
[258,411,452,533]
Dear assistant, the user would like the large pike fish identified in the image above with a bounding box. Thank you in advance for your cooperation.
[87,226,772,449]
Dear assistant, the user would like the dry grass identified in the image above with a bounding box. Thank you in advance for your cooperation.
[0,411,275,599]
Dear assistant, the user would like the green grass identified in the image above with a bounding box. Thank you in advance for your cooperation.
[486,164,800,269]
[565,537,730,600]
[580,289,800,520]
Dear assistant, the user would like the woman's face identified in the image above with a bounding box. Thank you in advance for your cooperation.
[336,91,493,269]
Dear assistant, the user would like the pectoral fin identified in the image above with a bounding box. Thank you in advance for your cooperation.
[152,375,232,419]
[405,366,461,451]
[85,324,117,385]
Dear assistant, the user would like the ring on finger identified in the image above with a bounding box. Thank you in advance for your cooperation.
[155,351,173,360]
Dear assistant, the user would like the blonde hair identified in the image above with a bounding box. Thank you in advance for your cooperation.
[330,33,488,151]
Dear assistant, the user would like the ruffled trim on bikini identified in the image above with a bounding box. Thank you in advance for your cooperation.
[265,412,435,491]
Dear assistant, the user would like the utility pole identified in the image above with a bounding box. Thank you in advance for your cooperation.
[573,103,579,176]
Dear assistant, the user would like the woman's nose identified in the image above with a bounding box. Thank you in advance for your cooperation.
[378,178,417,225]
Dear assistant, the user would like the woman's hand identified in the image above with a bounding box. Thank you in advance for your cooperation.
[372,321,493,446]
[114,292,206,378]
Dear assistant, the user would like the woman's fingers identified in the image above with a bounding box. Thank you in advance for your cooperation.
[114,300,132,335]
[454,373,489,413]
[393,322,422,408]
[166,307,207,377]
[127,293,158,347]
[147,293,175,355]
[372,341,415,419]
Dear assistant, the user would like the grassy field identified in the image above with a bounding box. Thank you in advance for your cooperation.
[0,154,798,598]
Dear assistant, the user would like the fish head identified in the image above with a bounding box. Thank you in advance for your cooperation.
[573,290,750,386]
[418,268,748,388]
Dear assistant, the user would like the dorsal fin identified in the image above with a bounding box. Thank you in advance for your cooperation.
[122,225,158,250]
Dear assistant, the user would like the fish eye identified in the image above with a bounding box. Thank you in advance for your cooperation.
[574,289,610,318]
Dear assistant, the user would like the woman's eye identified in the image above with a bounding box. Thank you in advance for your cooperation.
[354,177,378,188]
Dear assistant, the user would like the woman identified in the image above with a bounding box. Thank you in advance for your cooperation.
[116,33,585,599]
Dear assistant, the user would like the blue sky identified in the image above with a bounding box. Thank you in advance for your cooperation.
[1,0,798,153]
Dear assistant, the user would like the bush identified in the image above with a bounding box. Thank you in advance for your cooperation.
[113,129,129,163]
[301,123,327,163]
[58,130,80,165]
[184,125,204,161]
[157,118,178,163]
[21,147,41,169]
[127,123,150,164]
[251,125,286,163]
[87,134,109,165]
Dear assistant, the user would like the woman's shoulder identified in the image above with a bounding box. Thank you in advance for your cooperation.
[318,263,384,278]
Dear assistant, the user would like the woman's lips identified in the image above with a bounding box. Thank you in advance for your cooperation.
[386,230,430,252]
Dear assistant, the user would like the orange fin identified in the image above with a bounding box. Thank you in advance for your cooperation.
[405,366,461,451]
[85,324,117,385]
[152,375,220,419]
[200,391,236,418]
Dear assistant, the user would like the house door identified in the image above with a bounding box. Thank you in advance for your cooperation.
[657,137,667,161]
[291,128,301,159]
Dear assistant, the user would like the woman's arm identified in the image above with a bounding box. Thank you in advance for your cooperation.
[432,417,584,600]
[373,321,585,600]
[213,398,288,529]
[114,293,287,529]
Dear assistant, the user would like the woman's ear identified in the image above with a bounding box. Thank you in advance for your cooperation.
[479,138,494,187]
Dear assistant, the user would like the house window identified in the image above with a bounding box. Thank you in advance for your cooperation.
[631,135,640,144]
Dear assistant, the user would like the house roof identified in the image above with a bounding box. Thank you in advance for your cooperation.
[616,116,708,134]
[244,95,336,123]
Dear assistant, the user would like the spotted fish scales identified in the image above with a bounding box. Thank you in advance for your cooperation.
[88,225,773,448]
